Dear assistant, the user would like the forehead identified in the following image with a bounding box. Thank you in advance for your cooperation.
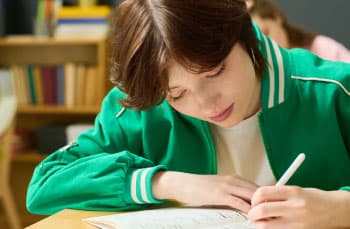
[167,60,196,87]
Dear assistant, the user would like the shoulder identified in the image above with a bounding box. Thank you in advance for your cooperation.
[289,50,350,97]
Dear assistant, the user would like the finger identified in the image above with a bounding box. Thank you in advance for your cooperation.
[227,183,257,202]
[226,195,252,213]
[248,201,289,221]
[251,186,300,206]
[254,218,287,229]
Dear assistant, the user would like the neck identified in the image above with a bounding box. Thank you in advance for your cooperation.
[245,77,261,120]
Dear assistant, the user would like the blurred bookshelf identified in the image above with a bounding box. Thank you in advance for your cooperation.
[0,1,115,226]
[12,151,47,163]
[0,35,111,227]
[17,104,100,114]
[0,35,108,159]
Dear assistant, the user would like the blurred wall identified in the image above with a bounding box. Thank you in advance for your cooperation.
[271,0,350,48]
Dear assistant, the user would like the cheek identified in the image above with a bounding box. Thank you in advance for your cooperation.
[168,100,198,117]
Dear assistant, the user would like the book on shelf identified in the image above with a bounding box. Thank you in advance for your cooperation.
[84,65,98,106]
[12,65,30,105]
[54,6,111,38]
[42,65,58,105]
[35,0,58,37]
[75,63,86,106]
[33,66,45,105]
[54,23,109,38]
[57,6,111,19]
[64,62,76,107]
[56,65,65,105]
[57,18,109,25]
[83,207,254,229]
[6,63,99,107]
[27,65,37,105]
[11,66,22,104]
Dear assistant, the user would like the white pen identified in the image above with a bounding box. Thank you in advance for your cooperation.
[275,153,306,186]
[245,153,306,228]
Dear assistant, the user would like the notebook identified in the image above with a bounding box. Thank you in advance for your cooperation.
[83,207,255,229]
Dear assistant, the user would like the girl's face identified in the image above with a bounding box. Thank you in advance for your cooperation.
[167,43,261,128]
[251,14,289,48]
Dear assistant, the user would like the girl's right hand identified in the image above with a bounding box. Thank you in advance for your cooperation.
[152,171,259,213]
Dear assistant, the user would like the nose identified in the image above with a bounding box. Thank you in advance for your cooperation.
[194,89,221,117]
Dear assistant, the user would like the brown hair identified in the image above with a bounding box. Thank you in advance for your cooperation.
[248,0,316,48]
[110,0,266,110]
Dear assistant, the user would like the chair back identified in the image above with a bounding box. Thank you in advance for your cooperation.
[0,96,17,187]
[0,69,22,229]
[0,122,15,186]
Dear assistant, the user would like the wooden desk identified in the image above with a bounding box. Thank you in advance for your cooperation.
[25,209,117,229]
[26,202,180,228]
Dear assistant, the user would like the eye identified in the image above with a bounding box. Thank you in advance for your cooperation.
[169,90,186,102]
[207,63,226,78]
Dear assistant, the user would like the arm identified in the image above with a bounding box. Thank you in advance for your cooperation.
[27,88,260,215]
[248,73,350,228]
[26,89,165,215]
[152,171,258,213]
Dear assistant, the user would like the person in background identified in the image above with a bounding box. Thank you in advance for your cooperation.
[248,0,350,62]
[26,0,350,228]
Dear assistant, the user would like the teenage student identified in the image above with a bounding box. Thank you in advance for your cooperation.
[248,0,350,62]
[27,0,350,228]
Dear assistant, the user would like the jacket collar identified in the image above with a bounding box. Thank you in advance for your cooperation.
[253,24,293,110]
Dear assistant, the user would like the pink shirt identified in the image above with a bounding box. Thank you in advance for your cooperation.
[307,35,350,63]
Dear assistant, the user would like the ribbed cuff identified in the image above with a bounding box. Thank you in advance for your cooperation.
[125,165,167,204]
[339,186,350,191]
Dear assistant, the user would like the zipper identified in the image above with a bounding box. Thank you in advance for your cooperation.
[115,107,126,118]
[201,121,217,174]
[59,141,78,152]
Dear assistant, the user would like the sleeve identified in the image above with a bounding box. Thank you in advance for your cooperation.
[26,89,167,215]
[337,70,350,191]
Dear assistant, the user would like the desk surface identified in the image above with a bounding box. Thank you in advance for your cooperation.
[26,202,181,228]
[25,209,117,229]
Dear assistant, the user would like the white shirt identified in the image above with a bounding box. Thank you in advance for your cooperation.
[209,112,276,186]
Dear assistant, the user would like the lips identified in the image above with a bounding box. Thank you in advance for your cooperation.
[210,104,234,122]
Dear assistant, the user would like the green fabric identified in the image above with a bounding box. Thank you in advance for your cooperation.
[340,187,350,191]
[124,166,166,204]
[27,25,350,215]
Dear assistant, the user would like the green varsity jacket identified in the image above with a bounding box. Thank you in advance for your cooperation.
[26,25,350,215]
